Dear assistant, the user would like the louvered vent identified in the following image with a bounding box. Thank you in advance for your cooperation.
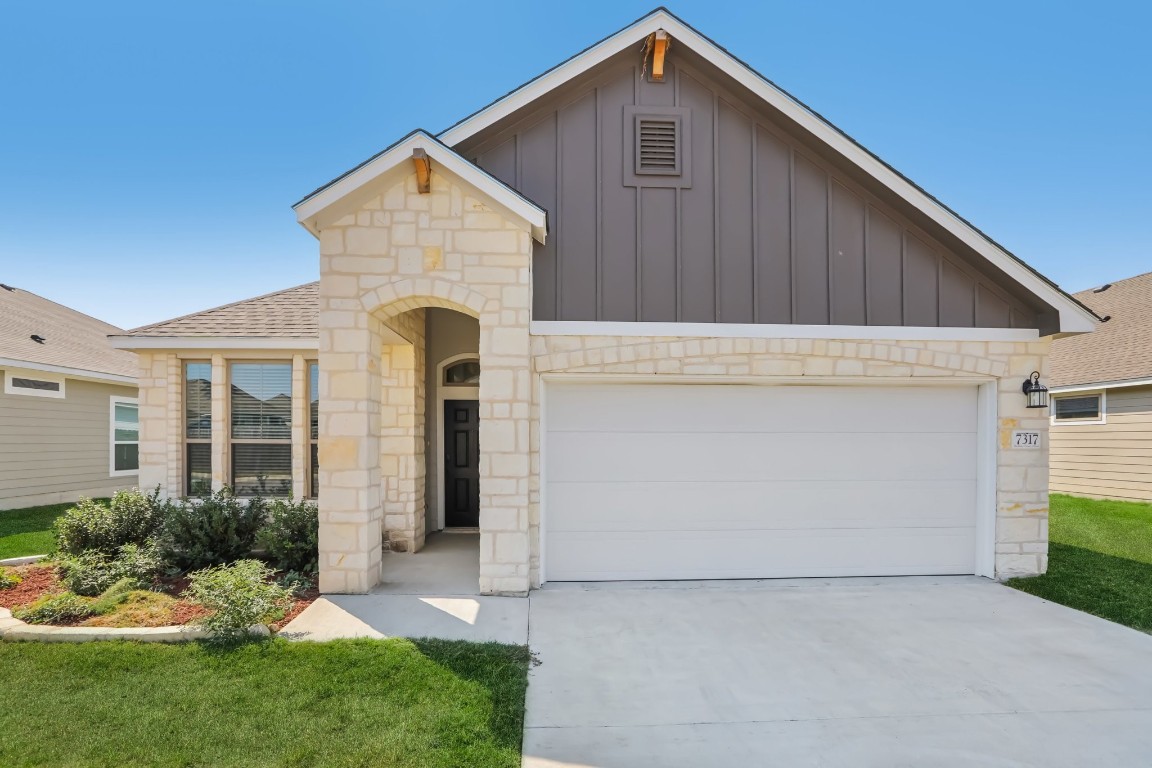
[636,116,680,175]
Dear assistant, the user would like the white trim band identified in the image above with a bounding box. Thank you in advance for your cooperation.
[0,358,135,386]
[1051,377,1152,393]
[530,321,1041,342]
[108,337,319,351]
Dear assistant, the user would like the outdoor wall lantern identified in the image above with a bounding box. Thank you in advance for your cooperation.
[1022,371,1049,409]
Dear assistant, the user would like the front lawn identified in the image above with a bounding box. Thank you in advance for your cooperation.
[1008,493,1152,632]
[0,502,76,560]
[0,637,529,768]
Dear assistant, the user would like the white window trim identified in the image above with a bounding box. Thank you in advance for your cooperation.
[1051,390,1106,426]
[109,395,140,477]
[4,368,66,399]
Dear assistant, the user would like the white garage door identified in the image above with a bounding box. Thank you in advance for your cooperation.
[543,382,979,581]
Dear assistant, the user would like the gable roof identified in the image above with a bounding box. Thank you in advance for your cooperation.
[1051,272,1152,389]
[0,284,137,382]
[437,7,1097,334]
[109,282,320,350]
[293,130,548,243]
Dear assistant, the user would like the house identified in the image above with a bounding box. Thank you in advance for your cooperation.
[0,284,139,510]
[109,9,1097,595]
[1050,271,1152,501]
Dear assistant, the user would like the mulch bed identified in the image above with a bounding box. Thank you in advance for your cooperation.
[0,563,317,630]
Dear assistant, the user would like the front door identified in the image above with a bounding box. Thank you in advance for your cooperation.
[444,399,480,527]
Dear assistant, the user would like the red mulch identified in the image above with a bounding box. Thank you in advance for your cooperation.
[1,562,317,631]
[0,565,62,609]
[272,586,320,631]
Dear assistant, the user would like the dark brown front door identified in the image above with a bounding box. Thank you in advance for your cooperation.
[444,399,480,527]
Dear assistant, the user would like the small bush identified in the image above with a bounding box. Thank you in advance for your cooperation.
[14,592,94,624]
[257,498,319,574]
[54,488,166,557]
[57,543,163,597]
[277,570,314,596]
[83,591,183,628]
[89,577,141,615]
[159,490,267,571]
[0,567,21,590]
[187,559,292,640]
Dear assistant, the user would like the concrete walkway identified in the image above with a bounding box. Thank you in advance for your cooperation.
[281,533,528,644]
[522,577,1152,767]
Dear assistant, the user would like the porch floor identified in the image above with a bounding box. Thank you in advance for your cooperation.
[281,532,529,645]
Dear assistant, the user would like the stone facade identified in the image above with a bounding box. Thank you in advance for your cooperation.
[317,172,534,595]
[527,335,1052,585]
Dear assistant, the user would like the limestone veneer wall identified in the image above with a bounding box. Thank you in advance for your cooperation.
[317,172,534,595]
[527,335,1052,587]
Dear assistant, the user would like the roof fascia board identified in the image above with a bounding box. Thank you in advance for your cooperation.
[0,358,136,385]
[294,132,547,243]
[439,10,1095,333]
[1051,377,1152,393]
[108,337,321,351]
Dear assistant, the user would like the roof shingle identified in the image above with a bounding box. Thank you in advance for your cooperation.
[121,282,319,339]
[0,285,137,379]
[1051,271,1152,388]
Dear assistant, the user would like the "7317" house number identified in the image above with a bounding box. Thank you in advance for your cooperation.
[1011,430,1041,449]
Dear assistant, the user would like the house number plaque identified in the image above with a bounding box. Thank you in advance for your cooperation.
[1011,430,1041,449]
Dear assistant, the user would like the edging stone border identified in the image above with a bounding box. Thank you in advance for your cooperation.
[0,607,271,643]
[0,555,47,567]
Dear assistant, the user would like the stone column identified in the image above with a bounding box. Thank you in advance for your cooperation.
[318,308,385,594]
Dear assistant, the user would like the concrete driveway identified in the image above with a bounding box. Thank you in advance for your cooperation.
[522,576,1152,767]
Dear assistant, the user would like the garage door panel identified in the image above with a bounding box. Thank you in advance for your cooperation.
[547,383,977,434]
[547,431,976,483]
[546,528,978,581]
[543,383,980,581]
[545,479,976,532]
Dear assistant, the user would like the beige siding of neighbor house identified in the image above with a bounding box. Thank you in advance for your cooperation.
[0,370,138,511]
[1050,385,1152,501]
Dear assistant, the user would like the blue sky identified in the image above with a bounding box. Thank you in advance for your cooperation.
[1,1,1148,329]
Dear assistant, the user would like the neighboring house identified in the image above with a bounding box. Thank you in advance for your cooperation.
[0,284,139,510]
[109,9,1097,595]
[1050,271,1152,501]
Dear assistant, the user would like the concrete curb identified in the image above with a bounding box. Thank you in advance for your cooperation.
[0,555,48,567]
[0,607,272,643]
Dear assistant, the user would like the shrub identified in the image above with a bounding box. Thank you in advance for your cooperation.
[54,488,166,557]
[57,543,163,597]
[187,559,292,640]
[89,577,141,615]
[277,570,314,596]
[14,592,94,624]
[0,567,21,590]
[84,591,183,628]
[257,498,319,574]
[159,490,267,571]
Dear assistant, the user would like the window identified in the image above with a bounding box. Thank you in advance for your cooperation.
[185,362,212,496]
[4,370,65,398]
[1052,393,1105,424]
[230,362,292,497]
[443,359,480,385]
[309,362,319,498]
[110,397,139,475]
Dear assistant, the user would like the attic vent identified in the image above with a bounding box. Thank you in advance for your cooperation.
[30,334,46,344]
[1092,283,1112,293]
[637,117,680,175]
[12,377,59,392]
[0,284,14,291]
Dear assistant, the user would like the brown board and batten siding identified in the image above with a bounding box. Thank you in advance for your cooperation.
[1050,386,1152,502]
[456,46,1047,329]
[0,372,137,510]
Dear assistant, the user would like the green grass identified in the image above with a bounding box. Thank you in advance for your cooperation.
[0,502,77,560]
[1008,493,1152,632]
[0,637,529,768]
